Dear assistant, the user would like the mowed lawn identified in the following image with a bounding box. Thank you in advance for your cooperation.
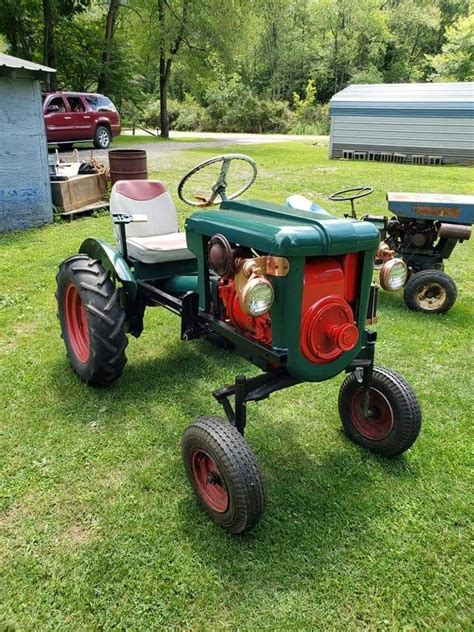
[0,142,472,630]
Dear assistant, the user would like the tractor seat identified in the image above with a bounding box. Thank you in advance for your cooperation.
[110,180,196,264]
[285,194,332,218]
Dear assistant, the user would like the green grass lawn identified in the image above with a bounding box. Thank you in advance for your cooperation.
[114,133,217,145]
[1,142,472,630]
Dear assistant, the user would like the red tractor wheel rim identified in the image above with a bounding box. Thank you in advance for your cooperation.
[349,387,394,441]
[190,449,229,513]
[64,283,90,363]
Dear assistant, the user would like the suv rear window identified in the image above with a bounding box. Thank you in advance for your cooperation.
[85,95,116,112]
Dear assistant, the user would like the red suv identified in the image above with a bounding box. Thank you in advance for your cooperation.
[43,92,121,149]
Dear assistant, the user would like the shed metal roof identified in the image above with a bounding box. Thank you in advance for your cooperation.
[330,82,474,119]
[0,53,56,78]
[331,82,474,103]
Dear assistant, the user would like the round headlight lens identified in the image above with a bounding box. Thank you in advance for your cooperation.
[241,278,274,316]
[380,258,408,291]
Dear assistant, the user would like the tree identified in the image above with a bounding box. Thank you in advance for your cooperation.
[0,0,41,60]
[132,0,252,137]
[157,0,189,138]
[428,13,474,80]
[309,0,390,98]
[0,0,470,131]
[97,0,121,93]
[249,0,318,100]
[40,0,92,89]
[383,0,442,81]
[42,0,56,89]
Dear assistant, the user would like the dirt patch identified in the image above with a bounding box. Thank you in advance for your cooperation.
[100,468,125,491]
[57,521,99,549]
[0,491,38,532]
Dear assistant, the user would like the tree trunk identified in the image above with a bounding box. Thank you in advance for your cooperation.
[97,0,120,94]
[156,0,186,137]
[43,0,57,91]
[159,55,171,138]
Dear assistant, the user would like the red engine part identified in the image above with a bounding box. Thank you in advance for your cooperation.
[300,258,359,364]
[218,279,272,345]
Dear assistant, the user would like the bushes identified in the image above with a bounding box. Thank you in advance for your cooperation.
[289,79,330,135]
[137,77,329,135]
[200,74,291,133]
[141,95,204,131]
[174,95,205,131]
[142,99,161,129]
[201,93,291,134]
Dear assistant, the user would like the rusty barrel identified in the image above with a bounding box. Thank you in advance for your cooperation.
[108,149,148,185]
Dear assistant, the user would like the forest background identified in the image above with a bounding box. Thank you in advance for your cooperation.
[0,0,473,137]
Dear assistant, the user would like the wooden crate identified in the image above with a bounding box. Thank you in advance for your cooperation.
[51,173,107,212]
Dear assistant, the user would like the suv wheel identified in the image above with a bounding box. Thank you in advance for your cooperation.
[94,125,112,149]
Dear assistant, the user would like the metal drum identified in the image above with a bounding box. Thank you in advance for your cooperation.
[108,149,148,185]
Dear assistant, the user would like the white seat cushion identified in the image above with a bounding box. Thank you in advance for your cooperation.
[126,232,195,264]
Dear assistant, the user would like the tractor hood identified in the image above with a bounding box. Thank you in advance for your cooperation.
[185,200,379,257]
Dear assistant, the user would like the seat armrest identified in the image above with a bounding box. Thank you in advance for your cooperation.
[112,213,148,224]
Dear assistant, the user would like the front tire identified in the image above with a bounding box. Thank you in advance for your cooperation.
[339,367,421,456]
[56,254,128,385]
[182,417,265,534]
[93,125,112,149]
[403,270,457,314]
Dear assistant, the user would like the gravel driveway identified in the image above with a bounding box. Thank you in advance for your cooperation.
[53,131,328,169]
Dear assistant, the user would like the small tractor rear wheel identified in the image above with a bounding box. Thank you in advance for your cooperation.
[181,417,265,534]
[403,270,457,314]
[339,367,421,457]
[56,254,128,385]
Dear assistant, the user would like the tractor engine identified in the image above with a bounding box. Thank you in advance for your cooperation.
[380,215,472,277]
[208,234,361,364]
[208,234,275,345]
[300,255,359,364]
[218,278,272,344]
[386,218,438,251]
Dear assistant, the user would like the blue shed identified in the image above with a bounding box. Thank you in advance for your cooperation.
[329,82,474,165]
[0,53,56,232]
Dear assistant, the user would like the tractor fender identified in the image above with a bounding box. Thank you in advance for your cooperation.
[79,237,137,301]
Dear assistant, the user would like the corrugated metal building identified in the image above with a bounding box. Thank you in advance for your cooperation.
[329,83,474,165]
[0,53,56,232]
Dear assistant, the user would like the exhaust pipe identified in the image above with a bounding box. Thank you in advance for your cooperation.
[438,223,471,241]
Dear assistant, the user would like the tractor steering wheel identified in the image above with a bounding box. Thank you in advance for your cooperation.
[329,186,374,203]
[178,154,257,207]
[328,186,374,219]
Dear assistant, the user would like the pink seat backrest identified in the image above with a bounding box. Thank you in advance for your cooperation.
[110,180,179,239]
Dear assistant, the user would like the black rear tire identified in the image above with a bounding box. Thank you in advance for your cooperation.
[56,254,128,385]
[339,367,422,457]
[93,125,112,149]
[182,417,265,534]
[403,270,457,314]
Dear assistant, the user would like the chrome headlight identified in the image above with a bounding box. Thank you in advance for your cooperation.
[240,277,274,316]
[379,258,408,291]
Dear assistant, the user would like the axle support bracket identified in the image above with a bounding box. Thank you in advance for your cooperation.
[213,368,300,435]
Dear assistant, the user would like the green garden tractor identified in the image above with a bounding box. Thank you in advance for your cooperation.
[56,154,422,534]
